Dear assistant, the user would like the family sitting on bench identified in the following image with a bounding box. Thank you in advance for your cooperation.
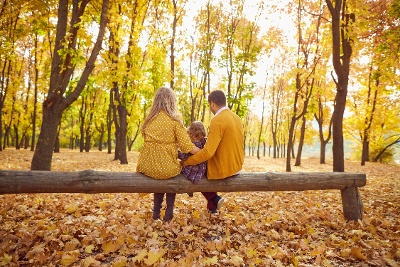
[136,87,244,222]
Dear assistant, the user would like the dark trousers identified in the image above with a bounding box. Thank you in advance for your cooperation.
[201,192,218,210]
[153,193,176,221]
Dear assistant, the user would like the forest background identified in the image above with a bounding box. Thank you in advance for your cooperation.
[0,0,399,171]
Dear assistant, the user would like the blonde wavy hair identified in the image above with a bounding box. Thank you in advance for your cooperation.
[142,87,182,133]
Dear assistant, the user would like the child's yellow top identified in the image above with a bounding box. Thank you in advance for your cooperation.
[136,111,195,179]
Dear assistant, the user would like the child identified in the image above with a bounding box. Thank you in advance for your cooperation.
[178,121,207,186]
[136,87,200,222]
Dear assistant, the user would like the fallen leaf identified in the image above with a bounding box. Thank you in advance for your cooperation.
[0,253,12,266]
[112,256,128,267]
[230,255,244,266]
[85,244,95,254]
[202,255,218,265]
[245,248,258,258]
[102,240,121,254]
[132,249,148,264]
[351,247,367,260]
[60,250,80,266]
[144,249,165,265]
[65,204,78,214]
[82,256,101,267]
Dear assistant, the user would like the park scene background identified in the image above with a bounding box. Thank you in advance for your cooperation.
[0,0,398,169]
[0,0,399,266]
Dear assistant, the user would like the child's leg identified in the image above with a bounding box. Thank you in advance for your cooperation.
[153,193,164,220]
[201,192,217,210]
[164,193,176,222]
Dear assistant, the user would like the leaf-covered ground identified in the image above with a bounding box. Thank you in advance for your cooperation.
[0,149,399,267]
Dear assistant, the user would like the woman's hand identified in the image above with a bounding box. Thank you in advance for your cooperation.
[190,147,201,154]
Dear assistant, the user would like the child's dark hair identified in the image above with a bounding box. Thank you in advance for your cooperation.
[188,121,206,140]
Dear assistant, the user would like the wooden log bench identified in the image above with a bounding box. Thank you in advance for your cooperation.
[0,170,366,221]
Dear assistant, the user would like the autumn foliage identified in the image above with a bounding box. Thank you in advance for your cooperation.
[0,149,399,266]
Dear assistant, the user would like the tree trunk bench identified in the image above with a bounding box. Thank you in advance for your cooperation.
[0,170,366,221]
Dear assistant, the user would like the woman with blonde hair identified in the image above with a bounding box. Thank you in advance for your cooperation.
[137,87,199,222]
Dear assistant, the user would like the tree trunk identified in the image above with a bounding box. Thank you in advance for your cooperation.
[31,106,63,170]
[18,127,29,150]
[85,129,91,152]
[263,142,266,157]
[24,135,29,149]
[257,88,266,160]
[116,104,128,164]
[0,109,3,152]
[3,124,11,149]
[107,104,112,154]
[361,67,378,166]
[98,123,104,151]
[332,88,347,172]
[315,99,332,164]
[31,32,39,152]
[79,121,85,152]
[0,57,12,151]
[272,132,278,158]
[170,0,178,90]
[79,98,86,152]
[361,138,369,166]
[286,119,296,171]
[373,137,400,162]
[85,108,93,152]
[127,121,140,152]
[320,140,327,164]
[14,125,20,150]
[54,129,60,153]
[326,0,353,172]
[69,136,74,150]
[31,0,109,170]
[295,116,307,166]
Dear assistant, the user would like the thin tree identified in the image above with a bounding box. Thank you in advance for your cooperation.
[257,82,267,159]
[314,86,333,164]
[325,0,354,172]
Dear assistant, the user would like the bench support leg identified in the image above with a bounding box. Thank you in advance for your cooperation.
[341,187,363,221]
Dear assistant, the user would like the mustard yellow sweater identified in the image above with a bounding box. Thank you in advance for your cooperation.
[183,109,244,179]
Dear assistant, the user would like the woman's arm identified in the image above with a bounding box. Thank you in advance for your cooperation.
[190,147,201,154]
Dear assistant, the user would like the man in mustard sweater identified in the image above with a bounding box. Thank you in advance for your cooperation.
[182,90,244,214]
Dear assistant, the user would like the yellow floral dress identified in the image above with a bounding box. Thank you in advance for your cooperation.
[136,111,195,179]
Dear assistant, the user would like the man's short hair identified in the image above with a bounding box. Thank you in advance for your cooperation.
[208,90,226,106]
